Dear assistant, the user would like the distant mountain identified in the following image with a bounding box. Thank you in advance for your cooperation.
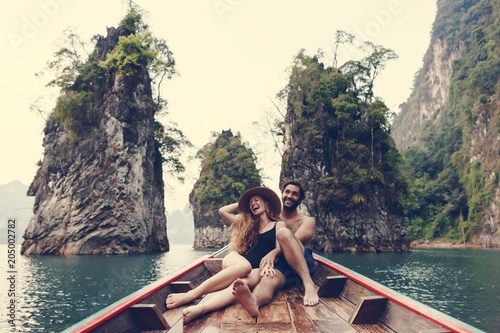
[166,205,195,245]
[0,180,34,243]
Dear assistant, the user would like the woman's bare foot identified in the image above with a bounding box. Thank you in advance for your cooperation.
[232,279,259,317]
[166,291,196,309]
[183,305,205,324]
[303,281,319,306]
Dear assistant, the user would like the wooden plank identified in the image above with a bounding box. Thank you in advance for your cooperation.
[317,276,348,298]
[197,309,225,333]
[220,321,293,332]
[257,299,291,325]
[138,265,212,315]
[138,285,171,314]
[129,304,170,330]
[286,288,357,333]
[350,324,389,333]
[349,296,387,325]
[222,303,256,324]
[204,258,224,275]
[287,299,322,332]
[311,263,343,286]
[89,310,140,333]
[170,281,195,293]
[321,298,389,333]
[221,291,295,331]
[320,297,355,321]
[166,292,228,332]
[340,279,379,306]
[172,265,213,290]
[162,306,185,330]
[183,309,224,333]
[380,301,450,333]
[419,329,452,333]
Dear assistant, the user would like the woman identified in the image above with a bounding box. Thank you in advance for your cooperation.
[165,187,285,323]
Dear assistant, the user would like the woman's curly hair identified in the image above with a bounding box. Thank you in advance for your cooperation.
[230,196,278,254]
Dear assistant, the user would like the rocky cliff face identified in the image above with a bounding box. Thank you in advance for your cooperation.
[189,129,262,249]
[278,49,411,253]
[391,39,462,151]
[281,135,411,253]
[21,26,169,255]
[190,182,230,249]
[391,0,500,247]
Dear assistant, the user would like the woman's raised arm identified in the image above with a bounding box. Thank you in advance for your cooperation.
[218,202,240,225]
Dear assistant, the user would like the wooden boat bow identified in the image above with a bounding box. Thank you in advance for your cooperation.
[62,246,485,333]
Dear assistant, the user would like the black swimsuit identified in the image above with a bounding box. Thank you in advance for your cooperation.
[243,223,277,269]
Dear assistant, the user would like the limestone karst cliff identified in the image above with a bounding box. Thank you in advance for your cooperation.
[21,20,169,255]
[391,0,500,247]
[189,130,261,248]
[391,38,462,152]
[279,51,411,253]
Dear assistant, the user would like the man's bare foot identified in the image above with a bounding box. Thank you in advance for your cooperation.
[232,279,259,317]
[303,282,319,306]
[183,305,205,324]
[166,291,196,309]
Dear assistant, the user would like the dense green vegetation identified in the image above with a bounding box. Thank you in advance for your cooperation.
[40,6,189,180]
[190,130,261,212]
[279,34,407,213]
[401,0,500,241]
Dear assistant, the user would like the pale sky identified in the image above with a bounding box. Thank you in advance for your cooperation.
[0,0,437,212]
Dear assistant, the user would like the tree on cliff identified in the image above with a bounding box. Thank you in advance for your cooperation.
[278,34,410,252]
[34,5,190,181]
[189,130,262,248]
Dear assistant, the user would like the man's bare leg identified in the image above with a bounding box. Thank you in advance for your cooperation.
[251,272,285,308]
[232,271,285,318]
[276,228,319,306]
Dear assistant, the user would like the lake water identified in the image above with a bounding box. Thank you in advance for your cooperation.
[0,245,498,332]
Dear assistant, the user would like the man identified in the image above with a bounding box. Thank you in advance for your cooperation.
[232,180,319,317]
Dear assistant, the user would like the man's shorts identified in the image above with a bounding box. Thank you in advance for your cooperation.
[274,247,315,289]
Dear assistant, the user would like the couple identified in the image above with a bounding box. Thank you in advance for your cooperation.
[165,181,319,323]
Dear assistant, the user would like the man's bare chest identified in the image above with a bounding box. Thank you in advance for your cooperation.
[286,219,303,233]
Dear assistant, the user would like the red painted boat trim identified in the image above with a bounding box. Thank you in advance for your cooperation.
[65,253,214,333]
[313,254,484,333]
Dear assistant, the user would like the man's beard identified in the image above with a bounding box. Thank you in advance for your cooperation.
[283,200,300,212]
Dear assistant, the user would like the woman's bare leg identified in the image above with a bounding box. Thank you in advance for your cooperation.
[182,269,261,323]
[166,252,252,309]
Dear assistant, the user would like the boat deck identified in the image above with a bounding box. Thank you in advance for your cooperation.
[80,252,462,333]
[162,285,388,333]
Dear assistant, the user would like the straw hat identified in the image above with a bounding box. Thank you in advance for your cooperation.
[237,187,282,219]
